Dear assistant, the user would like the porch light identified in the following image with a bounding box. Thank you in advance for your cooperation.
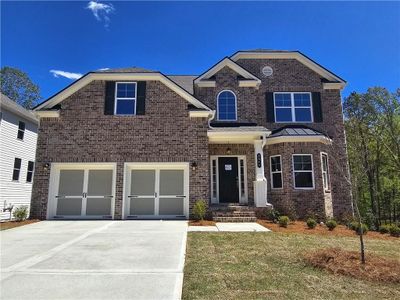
[226,147,232,155]
[191,161,198,171]
[43,162,50,171]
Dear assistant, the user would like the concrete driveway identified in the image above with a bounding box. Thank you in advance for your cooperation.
[1,220,187,300]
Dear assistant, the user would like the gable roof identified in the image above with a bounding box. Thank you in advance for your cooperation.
[167,75,196,94]
[0,93,38,124]
[34,71,210,111]
[231,50,346,86]
[194,57,261,86]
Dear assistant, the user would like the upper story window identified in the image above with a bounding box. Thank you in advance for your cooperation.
[217,90,237,121]
[17,121,25,140]
[292,154,314,189]
[115,82,137,115]
[274,92,313,123]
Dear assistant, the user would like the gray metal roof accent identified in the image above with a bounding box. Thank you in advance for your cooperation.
[269,126,326,138]
[0,93,38,124]
[167,75,195,94]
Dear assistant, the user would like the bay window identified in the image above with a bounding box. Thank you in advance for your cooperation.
[293,154,314,189]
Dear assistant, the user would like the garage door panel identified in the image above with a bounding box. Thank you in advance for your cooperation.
[86,198,112,215]
[159,170,184,196]
[56,197,82,215]
[88,170,113,196]
[131,170,155,196]
[58,170,84,196]
[130,198,155,215]
[159,198,184,215]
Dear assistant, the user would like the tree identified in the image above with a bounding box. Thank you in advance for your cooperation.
[0,66,41,109]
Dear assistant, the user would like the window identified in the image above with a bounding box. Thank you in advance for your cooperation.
[27,161,34,183]
[115,82,137,115]
[293,154,314,189]
[217,90,237,121]
[17,121,25,140]
[321,153,330,191]
[240,159,245,196]
[274,92,313,123]
[211,159,217,199]
[12,158,22,181]
[270,155,283,189]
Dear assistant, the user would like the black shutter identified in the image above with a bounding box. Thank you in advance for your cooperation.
[104,81,115,115]
[136,81,146,115]
[265,92,275,122]
[312,92,323,122]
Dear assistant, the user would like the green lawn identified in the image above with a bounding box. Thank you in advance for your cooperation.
[183,232,400,300]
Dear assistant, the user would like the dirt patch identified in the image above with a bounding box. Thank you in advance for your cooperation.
[189,220,216,226]
[304,247,400,283]
[0,219,40,231]
[257,220,398,241]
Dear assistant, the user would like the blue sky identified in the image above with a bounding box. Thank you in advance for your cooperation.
[1,1,400,103]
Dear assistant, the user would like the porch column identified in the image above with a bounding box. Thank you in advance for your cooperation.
[253,139,270,207]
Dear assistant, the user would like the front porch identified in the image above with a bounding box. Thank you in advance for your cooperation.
[207,126,272,217]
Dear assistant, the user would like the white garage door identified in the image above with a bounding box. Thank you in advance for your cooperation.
[125,163,189,219]
[47,164,116,219]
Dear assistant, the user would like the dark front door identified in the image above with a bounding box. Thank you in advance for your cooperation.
[218,157,239,203]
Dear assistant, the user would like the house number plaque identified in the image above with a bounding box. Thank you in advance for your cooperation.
[257,153,262,168]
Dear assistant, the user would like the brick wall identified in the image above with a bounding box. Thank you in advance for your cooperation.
[31,80,210,219]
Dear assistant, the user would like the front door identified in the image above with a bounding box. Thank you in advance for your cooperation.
[218,157,239,203]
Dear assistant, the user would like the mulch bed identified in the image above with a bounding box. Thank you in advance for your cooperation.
[257,220,398,240]
[304,247,400,283]
[189,220,216,226]
[0,219,40,231]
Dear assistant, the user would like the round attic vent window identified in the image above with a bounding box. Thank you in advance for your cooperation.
[262,66,273,77]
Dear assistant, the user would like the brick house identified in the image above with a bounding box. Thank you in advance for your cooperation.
[31,50,353,221]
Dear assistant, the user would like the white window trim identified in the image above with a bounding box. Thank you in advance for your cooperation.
[216,90,238,121]
[274,92,313,123]
[292,154,315,190]
[270,155,283,189]
[320,152,331,192]
[210,155,248,204]
[114,82,137,115]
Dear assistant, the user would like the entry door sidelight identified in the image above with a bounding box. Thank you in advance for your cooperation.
[218,157,239,203]
[129,170,156,216]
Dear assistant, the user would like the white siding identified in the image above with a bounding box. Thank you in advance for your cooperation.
[0,109,38,220]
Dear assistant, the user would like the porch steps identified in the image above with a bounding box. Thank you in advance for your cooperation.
[210,204,257,222]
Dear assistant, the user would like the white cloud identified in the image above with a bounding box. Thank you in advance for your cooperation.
[98,68,110,71]
[86,1,115,28]
[50,70,83,80]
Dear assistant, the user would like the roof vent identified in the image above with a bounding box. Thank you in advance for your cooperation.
[261,66,273,77]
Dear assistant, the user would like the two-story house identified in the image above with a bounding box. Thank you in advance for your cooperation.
[0,93,38,220]
[31,50,353,221]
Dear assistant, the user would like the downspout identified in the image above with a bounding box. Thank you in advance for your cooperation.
[208,110,216,129]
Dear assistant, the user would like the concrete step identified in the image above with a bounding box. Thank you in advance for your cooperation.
[212,211,256,217]
[213,216,257,222]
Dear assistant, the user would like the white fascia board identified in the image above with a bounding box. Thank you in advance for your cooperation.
[35,73,211,111]
[208,130,271,144]
[323,82,346,90]
[238,80,260,88]
[231,52,345,84]
[265,135,332,145]
[194,58,261,84]
[35,110,60,118]
[189,110,213,118]
[196,80,216,87]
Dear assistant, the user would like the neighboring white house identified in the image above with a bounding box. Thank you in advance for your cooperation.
[0,93,38,220]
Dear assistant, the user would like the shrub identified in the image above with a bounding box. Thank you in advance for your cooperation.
[379,224,391,234]
[351,222,369,235]
[306,218,317,229]
[13,206,28,222]
[278,216,290,228]
[326,219,337,231]
[389,225,400,237]
[266,209,281,223]
[193,200,207,221]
